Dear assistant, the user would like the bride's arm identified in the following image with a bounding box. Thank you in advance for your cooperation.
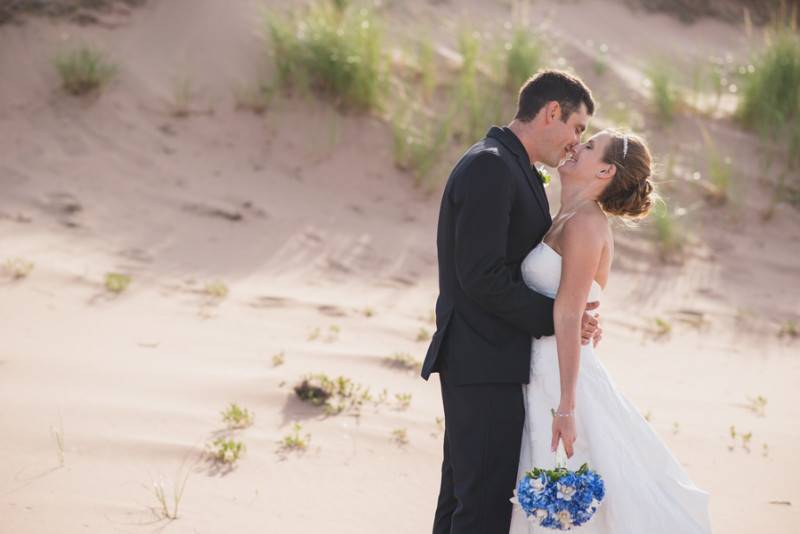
[551,213,606,457]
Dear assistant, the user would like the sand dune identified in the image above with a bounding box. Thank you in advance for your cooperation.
[1,1,798,533]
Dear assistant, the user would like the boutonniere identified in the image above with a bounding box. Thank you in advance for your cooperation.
[536,166,551,187]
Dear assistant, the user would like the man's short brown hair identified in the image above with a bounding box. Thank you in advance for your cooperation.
[515,69,595,122]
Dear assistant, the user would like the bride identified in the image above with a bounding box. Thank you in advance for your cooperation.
[509,129,712,533]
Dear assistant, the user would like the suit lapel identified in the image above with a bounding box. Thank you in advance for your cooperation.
[516,157,550,219]
[486,127,551,221]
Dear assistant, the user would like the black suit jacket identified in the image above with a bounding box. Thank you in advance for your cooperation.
[421,126,555,385]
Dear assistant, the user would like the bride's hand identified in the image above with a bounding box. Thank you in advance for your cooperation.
[581,301,600,346]
[551,411,577,458]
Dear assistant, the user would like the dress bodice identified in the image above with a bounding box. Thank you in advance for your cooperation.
[521,242,603,302]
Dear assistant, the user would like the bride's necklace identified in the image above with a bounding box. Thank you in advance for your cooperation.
[553,198,599,224]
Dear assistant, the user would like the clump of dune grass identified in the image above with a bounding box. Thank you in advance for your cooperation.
[646,63,682,125]
[204,281,228,298]
[728,426,754,453]
[279,421,311,452]
[392,107,454,188]
[208,437,245,465]
[699,128,733,205]
[233,82,275,114]
[264,1,385,111]
[105,272,131,293]
[593,53,608,76]
[505,27,542,92]
[395,392,412,410]
[746,395,768,417]
[653,317,672,338]
[55,45,116,96]
[416,327,431,342]
[294,373,382,416]
[706,150,732,205]
[455,30,504,143]
[151,469,189,521]
[169,76,196,118]
[221,403,254,429]
[4,257,34,279]
[383,352,421,372]
[650,201,682,261]
[391,428,409,446]
[50,420,65,467]
[738,28,800,171]
[272,351,285,367]
[779,319,798,338]
[416,37,437,99]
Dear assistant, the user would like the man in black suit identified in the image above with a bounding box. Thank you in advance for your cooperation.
[422,70,601,534]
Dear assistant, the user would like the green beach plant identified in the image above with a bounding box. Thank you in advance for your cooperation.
[505,27,542,92]
[151,469,189,521]
[4,257,34,279]
[204,281,229,299]
[737,29,800,170]
[264,1,385,111]
[391,427,409,446]
[105,272,131,293]
[650,201,682,261]
[280,422,311,452]
[221,403,254,429]
[646,63,682,125]
[55,45,116,95]
[208,437,245,465]
[233,81,275,114]
[383,352,421,372]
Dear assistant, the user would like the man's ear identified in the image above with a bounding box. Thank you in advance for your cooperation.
[545,101,561,124]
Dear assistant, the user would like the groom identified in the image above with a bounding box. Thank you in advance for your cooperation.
[421,70,600,534]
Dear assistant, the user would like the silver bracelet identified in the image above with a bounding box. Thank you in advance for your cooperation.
[551,408,575,417]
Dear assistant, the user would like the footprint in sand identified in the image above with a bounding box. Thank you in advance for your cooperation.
[40,192,82,227]
[182,202,243,222]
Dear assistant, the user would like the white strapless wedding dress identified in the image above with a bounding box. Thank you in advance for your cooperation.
[509,242,712,533]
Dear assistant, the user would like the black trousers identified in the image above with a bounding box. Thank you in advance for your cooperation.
[432,369,525,534]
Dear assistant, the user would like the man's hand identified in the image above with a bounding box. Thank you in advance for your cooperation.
[581,301,601,346]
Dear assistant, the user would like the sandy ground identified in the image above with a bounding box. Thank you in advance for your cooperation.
[1,0,799,533]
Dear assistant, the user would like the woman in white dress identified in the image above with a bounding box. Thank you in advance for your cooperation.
[509,130,712,533]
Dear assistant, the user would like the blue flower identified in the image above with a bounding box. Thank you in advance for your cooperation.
[513,465,605,530]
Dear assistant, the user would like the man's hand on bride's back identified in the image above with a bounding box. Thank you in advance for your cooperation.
[581,301,602,346]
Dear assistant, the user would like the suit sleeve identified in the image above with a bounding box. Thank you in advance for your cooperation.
[452,152,555,337]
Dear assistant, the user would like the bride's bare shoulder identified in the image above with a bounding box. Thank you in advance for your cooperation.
[562,204,609,245]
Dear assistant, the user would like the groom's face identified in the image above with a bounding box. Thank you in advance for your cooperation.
[542,102,590,168]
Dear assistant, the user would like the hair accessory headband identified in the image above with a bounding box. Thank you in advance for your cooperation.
[622,135,629,160]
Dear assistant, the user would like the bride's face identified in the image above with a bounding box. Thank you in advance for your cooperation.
[558,131,615,184]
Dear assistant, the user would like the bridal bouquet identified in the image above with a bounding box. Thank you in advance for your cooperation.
[511,462,605,530]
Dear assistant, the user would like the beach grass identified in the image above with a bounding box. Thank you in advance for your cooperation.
[221,403,254,429]
[55,45,116,95]
[264,1,385,112]
[105,272,131,294]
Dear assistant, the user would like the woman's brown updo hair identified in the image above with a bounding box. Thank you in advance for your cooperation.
[597,130,655,219]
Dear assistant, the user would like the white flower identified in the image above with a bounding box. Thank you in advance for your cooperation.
[531,477,546,493]
[557,482,576,501]
[556,510,574,528]
[527,509,548,525]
